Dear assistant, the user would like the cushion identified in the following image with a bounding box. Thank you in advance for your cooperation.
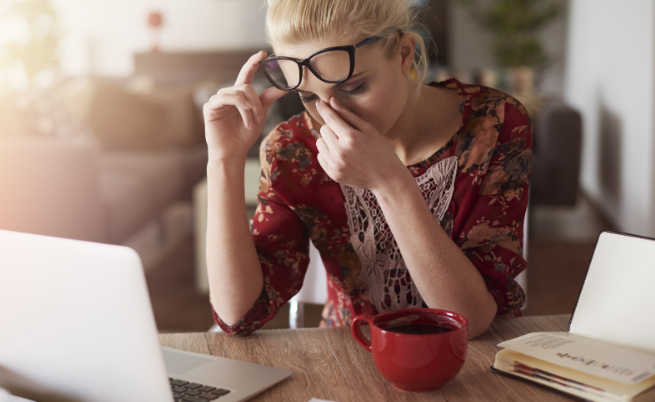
[99,168,157,244]
[175,145,209,188]
[99,150,185,211]
[59,77,166,151]
[131,79,204,148]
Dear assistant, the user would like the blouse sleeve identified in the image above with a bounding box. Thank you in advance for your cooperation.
[458,99,532,316]
[212,129,311,335]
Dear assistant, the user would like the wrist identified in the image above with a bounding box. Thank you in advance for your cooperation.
[208,150,248,168]
[207,156,247,180]
[371,166,416,199]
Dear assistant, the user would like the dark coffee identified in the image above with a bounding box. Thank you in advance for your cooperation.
[386,324,453,334]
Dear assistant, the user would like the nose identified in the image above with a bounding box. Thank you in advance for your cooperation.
[300,68,335,103]
[316,94,332,103]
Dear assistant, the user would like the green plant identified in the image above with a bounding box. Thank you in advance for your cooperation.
[0,0,60,90]
[457,0,565,68]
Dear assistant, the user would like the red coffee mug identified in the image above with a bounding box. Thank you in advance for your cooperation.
[351,308,468,392]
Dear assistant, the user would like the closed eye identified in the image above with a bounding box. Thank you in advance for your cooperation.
[299,93,318,103]
[343,83,366,96]
[297,83,367,104]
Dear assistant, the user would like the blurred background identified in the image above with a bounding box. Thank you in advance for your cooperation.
[0,0,649,332]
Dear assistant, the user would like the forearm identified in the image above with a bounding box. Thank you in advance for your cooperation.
[206,158,264,326]
[373,172,497,338]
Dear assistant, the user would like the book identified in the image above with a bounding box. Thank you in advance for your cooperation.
[492,231,655,402]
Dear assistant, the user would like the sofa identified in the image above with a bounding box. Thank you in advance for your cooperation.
[530,98,582,207]
[0,49,301,247]
[0,76,209,245]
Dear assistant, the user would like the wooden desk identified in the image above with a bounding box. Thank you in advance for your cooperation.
[160,314,572,402]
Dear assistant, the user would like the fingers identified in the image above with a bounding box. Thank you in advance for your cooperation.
[228,93,254,129]
[205,89,255,129]
[319,123,339,150]
[240,85,264,125]
[315,100,354,135]
[218,49,289,127]
[315,137,331,160]
[316,137,332,175]
[328,97,372,132]
[235,50,267,86]
[316,140,342,183]
[260,86,288,113]
[316,153,331,175]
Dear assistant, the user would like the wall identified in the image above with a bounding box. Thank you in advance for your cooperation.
[563,0,655,236]
[53,0,268,77]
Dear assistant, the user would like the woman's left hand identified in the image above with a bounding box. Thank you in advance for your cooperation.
[314,97,409,192]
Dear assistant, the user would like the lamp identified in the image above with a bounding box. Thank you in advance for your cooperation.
[147,11,164,52]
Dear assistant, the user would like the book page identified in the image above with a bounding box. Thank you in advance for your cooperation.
[498,332,655,384]
[570,232,655,353]
[496,349,655,400]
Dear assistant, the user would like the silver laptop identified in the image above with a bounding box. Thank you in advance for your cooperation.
[0,230,291,402]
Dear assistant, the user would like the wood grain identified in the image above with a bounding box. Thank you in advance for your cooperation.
[159,314,574,401]
[159,332,212,355]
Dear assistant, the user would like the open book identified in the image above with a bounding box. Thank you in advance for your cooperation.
[492,231,655,402]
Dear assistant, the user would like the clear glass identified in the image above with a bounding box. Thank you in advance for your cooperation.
[262,49,351,90]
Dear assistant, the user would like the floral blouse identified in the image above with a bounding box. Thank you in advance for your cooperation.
[213,78,532,335]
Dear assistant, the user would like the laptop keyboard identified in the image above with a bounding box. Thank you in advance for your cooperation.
[169,377,232,401]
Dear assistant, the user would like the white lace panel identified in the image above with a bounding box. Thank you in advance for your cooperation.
[340,156,458,313]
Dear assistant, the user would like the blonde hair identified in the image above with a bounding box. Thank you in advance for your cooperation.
[265,0,431,92]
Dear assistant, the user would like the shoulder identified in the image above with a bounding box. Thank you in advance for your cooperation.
[259,111,319,181]
[433,78,531,130]
[437,78,531,174]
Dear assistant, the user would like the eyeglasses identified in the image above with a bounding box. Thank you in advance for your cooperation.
[260,28,404,91]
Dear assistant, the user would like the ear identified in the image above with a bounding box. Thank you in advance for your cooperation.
[398,35,417,75]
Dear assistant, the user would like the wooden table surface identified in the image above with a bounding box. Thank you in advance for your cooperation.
[159,314,573,402]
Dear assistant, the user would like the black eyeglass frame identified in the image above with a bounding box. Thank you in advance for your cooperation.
[260,28,404,91]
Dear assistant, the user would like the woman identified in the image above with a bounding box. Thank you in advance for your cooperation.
[203,0,531,338]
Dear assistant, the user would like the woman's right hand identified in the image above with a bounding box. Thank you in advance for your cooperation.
[203,50,288,162]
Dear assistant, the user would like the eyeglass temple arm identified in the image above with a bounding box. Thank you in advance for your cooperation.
[354,28,404,48]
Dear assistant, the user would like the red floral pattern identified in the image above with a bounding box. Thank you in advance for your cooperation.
[213,78,532,335]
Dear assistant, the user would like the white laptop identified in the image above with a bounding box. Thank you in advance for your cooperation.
[0,230,291,402]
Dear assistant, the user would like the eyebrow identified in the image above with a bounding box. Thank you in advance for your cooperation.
[291,71,367,93]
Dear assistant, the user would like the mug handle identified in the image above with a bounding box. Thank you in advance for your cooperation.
[351,314,373,352]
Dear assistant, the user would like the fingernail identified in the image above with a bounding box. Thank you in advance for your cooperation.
[331,97,340,106]
[315,100,321,109]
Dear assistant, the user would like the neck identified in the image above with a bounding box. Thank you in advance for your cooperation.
[388,78,461,166]
[384,77,441,166]
[384,77,421,142]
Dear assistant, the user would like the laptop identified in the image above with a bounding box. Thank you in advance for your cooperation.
[0,230,292,402]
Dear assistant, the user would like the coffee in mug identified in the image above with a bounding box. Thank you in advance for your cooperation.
[386,323,454,334]
[351,308,468,392]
